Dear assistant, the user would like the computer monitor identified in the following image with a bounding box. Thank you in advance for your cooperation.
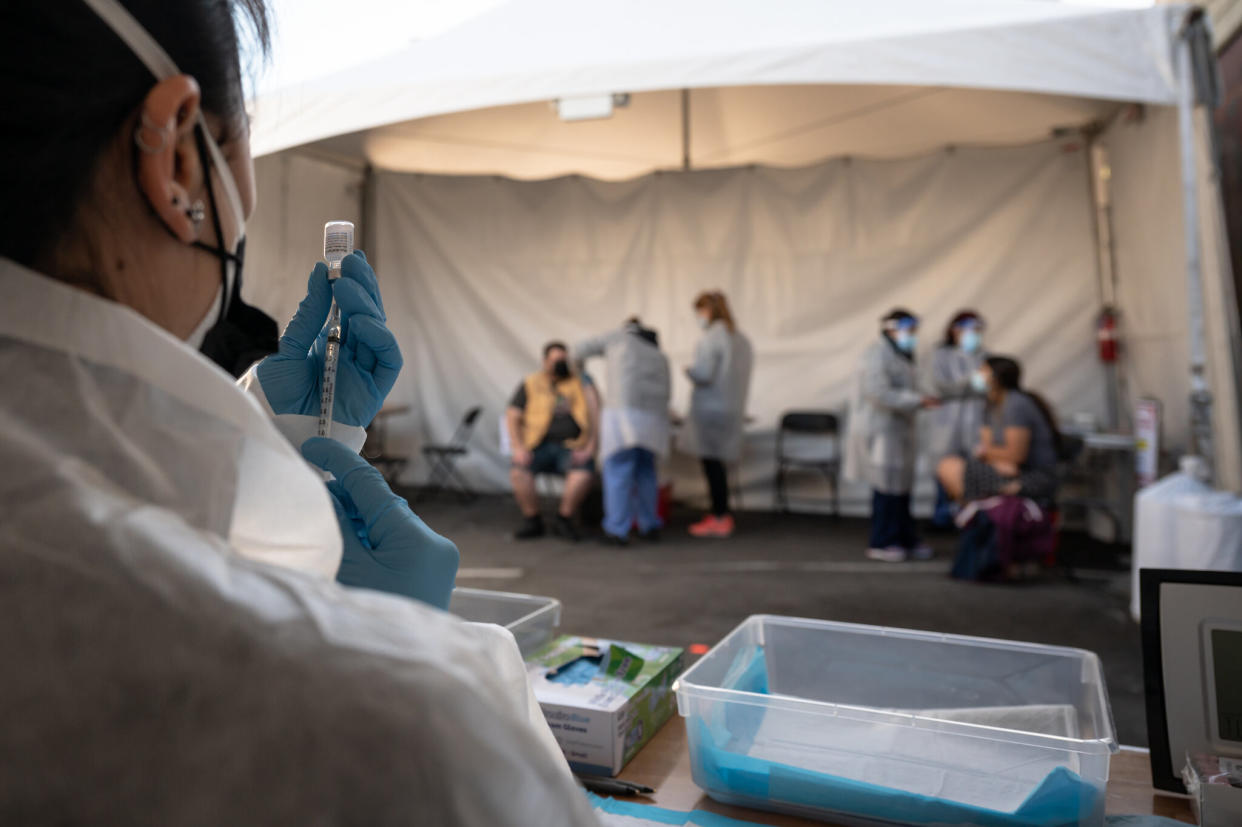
[1141,568,1242,793]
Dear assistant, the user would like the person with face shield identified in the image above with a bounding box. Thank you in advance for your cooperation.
[924,311,988,529]
[844,309,941,563]
[0,2,598,824]
[506,341,600,541]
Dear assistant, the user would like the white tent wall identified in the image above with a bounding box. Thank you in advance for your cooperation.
[1104,106,1193,461]
[343,140,1106,513]
[1194,105,1242,493]
[1104,104,1242,490]
[245,153,365,318]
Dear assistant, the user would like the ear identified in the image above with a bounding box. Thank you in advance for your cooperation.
[135,75,202,244]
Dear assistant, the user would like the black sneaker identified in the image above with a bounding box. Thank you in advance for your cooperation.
[513,515,545,540]
[551,514,581,542]
[600,533,629,547]
[637,528,661,543]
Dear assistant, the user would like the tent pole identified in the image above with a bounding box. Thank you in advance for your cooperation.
[1177,22,1214,478]
[1200,89,1242,494]
[1083,132,1107,309]
[360,163,376,268]
[681,88,691,171]
[1083,126,1122,430]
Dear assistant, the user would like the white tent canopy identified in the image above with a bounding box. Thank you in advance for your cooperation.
[253,0,1185,179]
[246,0,1242,506]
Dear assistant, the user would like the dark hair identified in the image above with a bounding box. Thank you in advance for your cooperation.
[1,2,272,268]
[883,308,917,325]
[543,341,568,358]
[986,355,1063,451]
[942,309,982,346]
[694,291,737,333]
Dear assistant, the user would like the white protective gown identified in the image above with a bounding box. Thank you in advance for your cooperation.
[0,258,597,826]
[844,337,924,495]
[679,321,754,463]
[574,325,671,462]
[923,344,985,461]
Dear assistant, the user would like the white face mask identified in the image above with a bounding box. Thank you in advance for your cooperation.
[697,315,711,330]
[959,329,983,354]
[971,370,990,394]
[185,284,224,350]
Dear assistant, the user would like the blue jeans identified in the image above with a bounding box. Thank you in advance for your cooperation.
[602,447,662,539]
[932,481,955,529]
[870,490,919,550]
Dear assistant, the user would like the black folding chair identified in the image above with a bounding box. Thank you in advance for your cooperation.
[364,405,410,485]
[417,406,483,503]
[774,410,841,515]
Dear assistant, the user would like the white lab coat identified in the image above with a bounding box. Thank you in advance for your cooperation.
[680,321,754,462]
[0,257,597,826]
[844,337,924,494]
[923,344,985,461]
[574,325,671,462]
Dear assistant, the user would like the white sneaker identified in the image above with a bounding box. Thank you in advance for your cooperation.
[909,543,935,561]
[865,546,908,563]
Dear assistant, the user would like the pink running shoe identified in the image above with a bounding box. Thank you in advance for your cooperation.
[689,514,735,538]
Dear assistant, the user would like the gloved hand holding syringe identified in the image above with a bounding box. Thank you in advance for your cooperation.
[254,220,401,442]
[318,221,354,438]
[253,226,451,606]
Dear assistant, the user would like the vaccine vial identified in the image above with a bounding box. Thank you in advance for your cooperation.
[323,221,355,276]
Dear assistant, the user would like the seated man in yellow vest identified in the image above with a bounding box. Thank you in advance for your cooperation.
[506,342,599,540]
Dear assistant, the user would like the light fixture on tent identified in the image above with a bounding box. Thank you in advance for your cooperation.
[555,92,630,122]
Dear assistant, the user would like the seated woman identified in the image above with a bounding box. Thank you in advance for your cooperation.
[938,356,1061,507]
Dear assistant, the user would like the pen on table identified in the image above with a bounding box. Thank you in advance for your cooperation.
[575,775,655,796]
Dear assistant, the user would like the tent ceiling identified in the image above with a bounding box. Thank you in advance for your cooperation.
[252,0,1187,178]
[304,83,1117,180]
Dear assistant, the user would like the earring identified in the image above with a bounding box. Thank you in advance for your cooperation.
[186,200,205,227]
[134,112,172,154]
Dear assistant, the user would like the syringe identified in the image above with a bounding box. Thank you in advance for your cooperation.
[318,221,355,439]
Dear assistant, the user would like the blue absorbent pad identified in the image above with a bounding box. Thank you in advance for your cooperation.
[690,646,1101,827]
[586,792,764,826]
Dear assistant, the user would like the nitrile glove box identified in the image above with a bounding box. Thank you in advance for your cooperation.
[527,635,684,776]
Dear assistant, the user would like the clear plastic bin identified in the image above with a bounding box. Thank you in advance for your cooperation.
[447,587,561,657]
[674,615,1118,826]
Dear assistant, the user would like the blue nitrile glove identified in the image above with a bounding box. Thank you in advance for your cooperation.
[302,437,459,609]
[257,251,402,427]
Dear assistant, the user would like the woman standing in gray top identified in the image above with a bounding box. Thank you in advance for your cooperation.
[681,291,753,539]
[939,356,1062,506]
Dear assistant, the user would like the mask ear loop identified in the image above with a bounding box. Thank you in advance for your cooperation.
[191,125,239,321]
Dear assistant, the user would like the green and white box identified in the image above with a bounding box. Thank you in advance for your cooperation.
[527,636,684,776]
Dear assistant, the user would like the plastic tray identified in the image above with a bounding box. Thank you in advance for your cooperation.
[447,587,561,657]
[674,615,1118,826]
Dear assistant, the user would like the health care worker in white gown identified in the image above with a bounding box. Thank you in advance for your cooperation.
[844,309,940,563]
[0,2,598,824]
[574,317,672,545]
[924,310,987,528]
[680,291,753,539]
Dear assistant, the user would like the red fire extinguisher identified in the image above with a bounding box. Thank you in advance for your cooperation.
[1097,307,1119,363]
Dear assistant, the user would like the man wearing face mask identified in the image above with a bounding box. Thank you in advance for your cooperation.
[507,341,599,540]
[844,309,941,563]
